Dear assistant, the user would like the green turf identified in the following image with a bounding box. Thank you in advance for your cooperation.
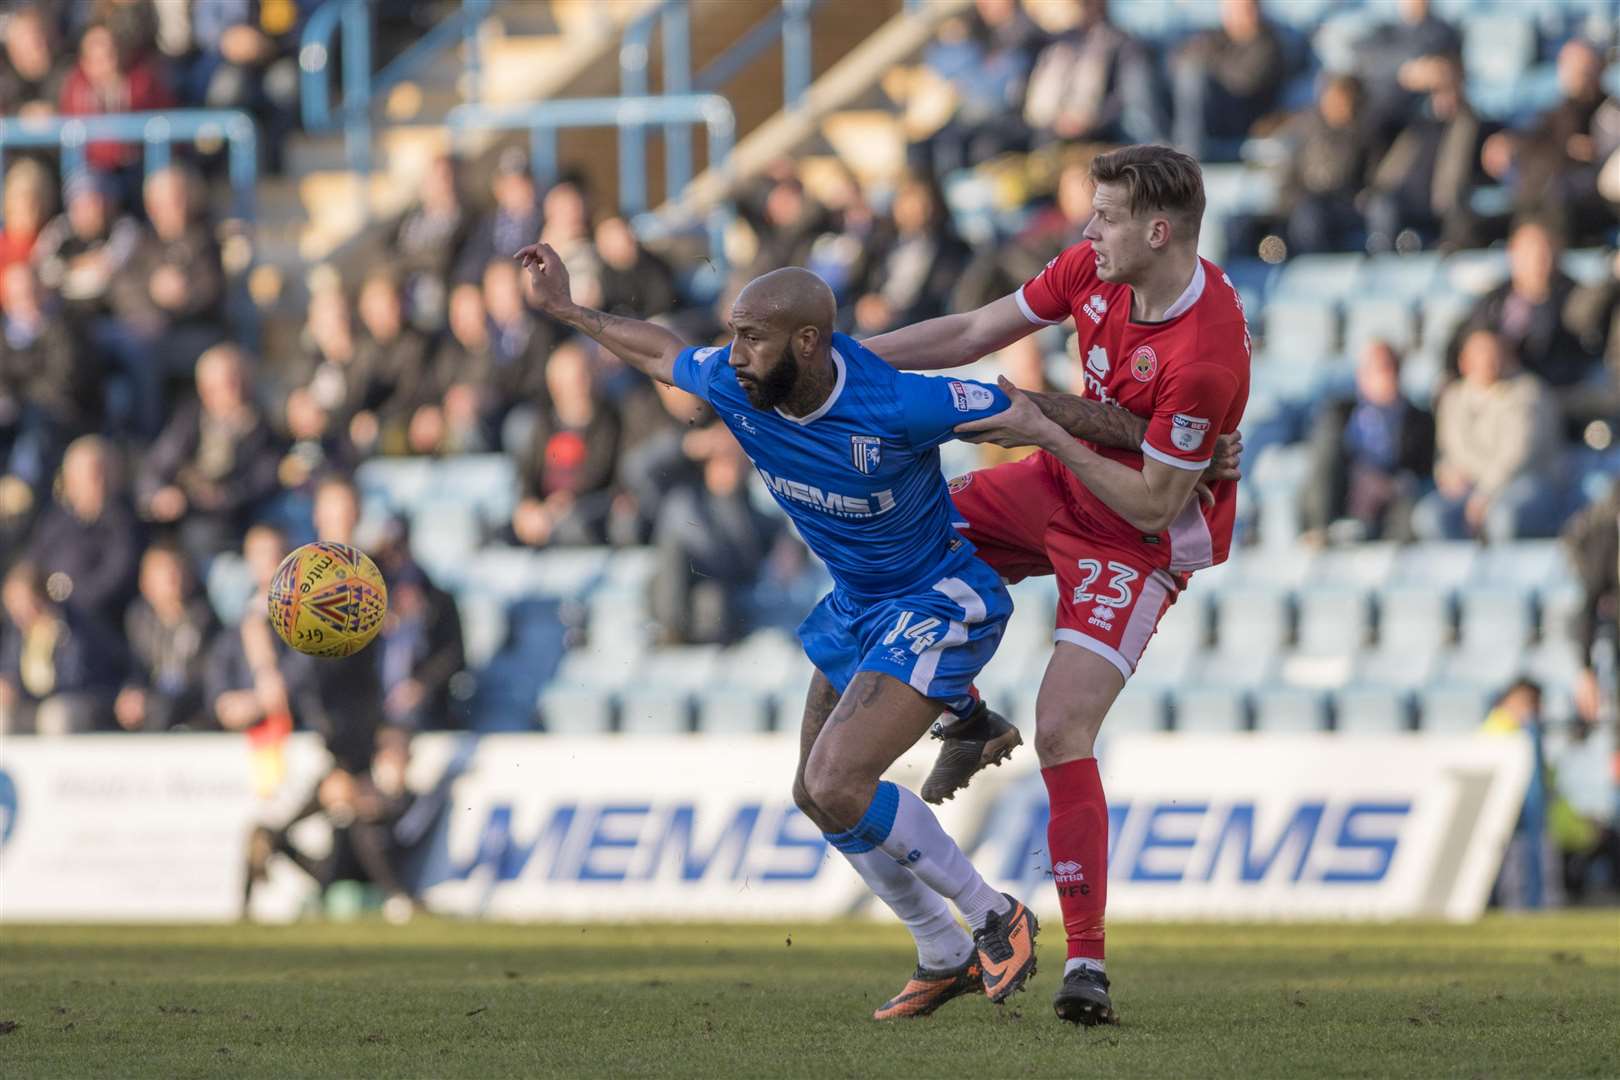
[2,913,1617,1078]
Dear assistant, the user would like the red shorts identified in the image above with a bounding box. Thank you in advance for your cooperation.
[947,452,1182,681]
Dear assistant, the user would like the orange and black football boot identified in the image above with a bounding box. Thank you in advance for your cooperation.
[973,894,1039,1004]
[872,957,984,1020]
[920,702,1021,804]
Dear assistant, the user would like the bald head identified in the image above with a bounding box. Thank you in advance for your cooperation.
[733,267,836,337]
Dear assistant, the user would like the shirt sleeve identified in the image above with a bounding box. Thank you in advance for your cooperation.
[1016,241,1093,325]
[671,344,725,402]
[895,373,1011,448]
[1142,359,1242,471]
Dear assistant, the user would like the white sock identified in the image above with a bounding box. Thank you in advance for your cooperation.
[870,783,1010,931]
[1065,957,1106,977]
[842,848,974,971]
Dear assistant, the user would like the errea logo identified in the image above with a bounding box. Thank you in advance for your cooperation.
[1087,604,1116,631]
[1082,293,1108,325]
[1053,859,1085,884]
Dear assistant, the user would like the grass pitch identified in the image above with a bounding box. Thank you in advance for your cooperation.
[1,913,1617,1078]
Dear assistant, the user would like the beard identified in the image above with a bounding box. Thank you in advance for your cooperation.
[740,347,799,410]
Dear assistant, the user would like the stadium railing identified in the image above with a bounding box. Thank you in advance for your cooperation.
[299,0,492,175]
[444,95,736,258]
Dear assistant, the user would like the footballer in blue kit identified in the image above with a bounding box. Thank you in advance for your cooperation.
[516,246,1072,1017]
[670,333,1013,719]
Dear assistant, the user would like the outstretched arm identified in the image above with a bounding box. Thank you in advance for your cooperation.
[863,293,1038,371]
[516,242,687,384]
[1024,390,1243,483]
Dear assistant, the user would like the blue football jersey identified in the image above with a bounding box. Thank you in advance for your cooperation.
[671,332,1010,599]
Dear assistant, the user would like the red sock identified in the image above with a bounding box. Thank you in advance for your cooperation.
[1041,757,1108,961]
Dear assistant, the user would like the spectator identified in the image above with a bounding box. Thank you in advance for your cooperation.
[1279,74,1373,255]
[1483,39,1616,247]
[596,215,678,319]
[1351,0,1461,146]
[183,0,300,171]
[411,283,499,455]
[1561,480,1617,729]
[1363,53,1491,252]
[115,542,217,732]
[0,262,97,509]
[481,257,554,435]
[245,725,437,924]
[203,522,306,739]
[614,380,715,544]
[277,282,377,447]
[537,177,599,278]
[0,559,123,734]
[1022,0,1162,149]
[26,435,141,629]
[1169,0,1286,162]
[738,168,825,279]
[386,152,470,332]
[352,269,435,455]
[510,340,621,548]
[1301,340,1436,543]
[853,169,971,335]
[955,154,1093,310]
[305,474,386,769]
[1415,329,1569,541]
[109,165,227,424]
[1566,247,1620,426]
[454,147,542,286]
[1,157,53,279]
[56,21,174,184]
[802,166,882,315]
[32,169,141,323]
[911,0,1044,174]
[650,431,789,646]
[137,344,282,565]
[1448,218,1598,426]
[0,2,69,119]
[371,520,465,732]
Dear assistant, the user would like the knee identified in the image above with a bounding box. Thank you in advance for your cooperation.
[1033,705,1105,767]
[800,760,868,831]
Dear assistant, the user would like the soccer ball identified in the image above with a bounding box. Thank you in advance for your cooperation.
[267,541,389,657]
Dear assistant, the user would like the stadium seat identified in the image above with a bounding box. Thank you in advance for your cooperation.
[1443,250,1509,296]
[1471,539,1574,593]
[1313,8,1382,73]
[1106,685,1168,733]
[356,457,434,512]
[1392,542,1479,590]
[1354,642,1441,690]
[1253,687,1330,732]
[618,687,694,734]
[1398,348,1446,407]
[431,454,518,523]
[1213,587,1293,656]
[1462,13,1536,83]
[1334,686,1413,733]
[1191,647,1278,689]
[1313,543,1400,589]
[1438,646,1512,689]
[1352,252,1444,297]
[1419,293,1473,352]
[538,684,614,734]
[1538,581,1584,649]
[1170,686,1249,732]
[1268,254,1362,303]
[1218,543,1318,591]
[1417,685,1492,733]
[408,501,481,584]
[1262,299,1340,356]
[1456,587,1535,653]
[1296,587,1373,655]
[1344,297,1417,353]
[1563,248,1612,286]
[206,553,254,625]
[458,593,509,668]
[1375,586,1454,652]
[696,686,774,733]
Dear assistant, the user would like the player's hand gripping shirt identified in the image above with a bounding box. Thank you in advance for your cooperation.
[1017,240,1251,572]
[672,332,1010,600]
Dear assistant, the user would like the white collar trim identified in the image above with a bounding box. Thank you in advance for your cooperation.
[775,348,847,425]
[1159,260,1206,321]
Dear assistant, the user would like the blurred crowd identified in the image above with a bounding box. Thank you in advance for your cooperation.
[0,0,1617,753]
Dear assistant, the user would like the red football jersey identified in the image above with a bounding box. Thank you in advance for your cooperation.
[1017,240,1251,572]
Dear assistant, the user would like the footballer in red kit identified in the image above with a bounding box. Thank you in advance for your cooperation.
[865,145,1251,1027]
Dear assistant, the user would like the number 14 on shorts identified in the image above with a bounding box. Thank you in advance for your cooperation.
[884,611,941,655]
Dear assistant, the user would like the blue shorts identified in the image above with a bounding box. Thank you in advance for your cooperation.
[797,556,1012,718]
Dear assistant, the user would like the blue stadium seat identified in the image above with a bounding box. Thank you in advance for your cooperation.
[1398,348,1445,407]
[1213,587,1292,656]
[458,593,509,669]
[206,553,254,625]
[1145,590,1208,656]
[1456,587,1535,653]
[1472,539,1573,592]
[1201,165,1281,217]
[408,502,481,584]
[1263,299,1340,356]
[1523,641,1583,717]
[1563,248,1612,287]
[430,454,518,523]
[1375,586,1454,652]
[1417,684,1492,733]
[1462,13,1536,83]
[1352,252,1444,297]
[618,687,694,734]
[1419,293,1473,351]
[1443,250,1509,296]
[1333,687,1412,733]
[538,684,613,735]
[1106,685,1168,733]
[1313,543,1400,589]
[1217,544,1318,591]
[696,686,774,733]
[1344,297,1417,353]
[1313,9,1381,73]
[1392,542,1479,590]
[1192,647,1278,689]
[356,457,434,512]
[1253,687,1330,732]
[1170,686,1249,732]
[1538,581,1584,649]
[1269,254,1362,303]
[1296,587,1372,655]
[1354,644,1440,690]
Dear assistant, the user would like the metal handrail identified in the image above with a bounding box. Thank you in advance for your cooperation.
[300,0,489,175]
[445,94,736,261]
[0,109,259,224]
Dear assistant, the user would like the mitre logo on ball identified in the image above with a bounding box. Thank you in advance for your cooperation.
[268,541,389,657]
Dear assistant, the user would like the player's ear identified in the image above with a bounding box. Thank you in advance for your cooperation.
[1148,215,1171,250]
[795,324,821,357]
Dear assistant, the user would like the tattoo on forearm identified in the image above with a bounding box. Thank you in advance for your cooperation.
[1026,392,1147,452]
